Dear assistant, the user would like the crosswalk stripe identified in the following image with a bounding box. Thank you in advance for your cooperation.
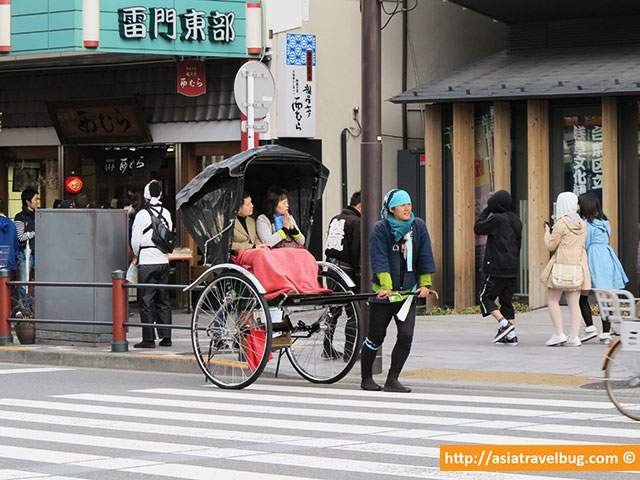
[124,463,322,480]
[430,432,614,445]
[57,393,485,427]
[0,470,48,480]
[0,425,261,456]
[516,423,640,439]
[0,368,73,375]
[246,384,615,410]
[0,445,105,464]
[135,387,568,418]
[0,409,305,444]
[0,443,317,480]
[236,452,578,480]
[0,399,394,435]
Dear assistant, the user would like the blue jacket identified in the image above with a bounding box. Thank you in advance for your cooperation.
[0,215,19,272]
[584,219,628,289]
[370,217,435,292]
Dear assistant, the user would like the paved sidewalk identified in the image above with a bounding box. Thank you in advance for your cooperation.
[0,307,612,389]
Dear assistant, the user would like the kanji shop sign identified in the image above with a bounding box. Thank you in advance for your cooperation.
[118,6,235,43]
[64,176,84,194]
[97,148,165,177]
[276,33,316,138]
[177,60,206,97]
[47,99,152,144]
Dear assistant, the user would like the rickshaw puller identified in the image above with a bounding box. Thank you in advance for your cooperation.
[361,189,435,393]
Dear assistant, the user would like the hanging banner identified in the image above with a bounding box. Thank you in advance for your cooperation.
[177,60,207,97]
[276,33,316,138]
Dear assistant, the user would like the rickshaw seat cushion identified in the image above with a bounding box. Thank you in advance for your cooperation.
[233,248,331,301]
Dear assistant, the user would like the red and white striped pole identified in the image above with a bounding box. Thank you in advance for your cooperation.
[83,0,100,49]
[246,2,262,55]
[0,0,11,54]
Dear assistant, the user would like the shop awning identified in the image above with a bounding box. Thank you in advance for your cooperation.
[392,45,640,104]
[0,59,242,129]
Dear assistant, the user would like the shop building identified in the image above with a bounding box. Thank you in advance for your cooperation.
[0,0,260,262]
[393,1,640,308]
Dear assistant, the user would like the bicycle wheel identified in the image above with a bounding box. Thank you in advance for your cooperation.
[191,271,272,389]
[285,269,362,383]
[605,339,640,421]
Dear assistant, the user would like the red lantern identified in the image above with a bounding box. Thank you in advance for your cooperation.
[65,175,83,194]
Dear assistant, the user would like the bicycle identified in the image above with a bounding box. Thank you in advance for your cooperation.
[595,289,640,421]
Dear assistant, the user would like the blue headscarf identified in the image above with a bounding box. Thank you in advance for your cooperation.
[381,189,415,242]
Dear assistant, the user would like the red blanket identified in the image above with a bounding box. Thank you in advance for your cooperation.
[234,248,331,300]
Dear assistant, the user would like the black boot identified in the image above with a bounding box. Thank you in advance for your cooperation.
[383,373,411,393]
[361,377,382,391]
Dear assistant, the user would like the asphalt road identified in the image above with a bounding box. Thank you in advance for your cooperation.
[0,363,638,480]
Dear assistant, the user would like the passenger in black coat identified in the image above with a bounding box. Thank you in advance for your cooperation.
[474,190,522,345]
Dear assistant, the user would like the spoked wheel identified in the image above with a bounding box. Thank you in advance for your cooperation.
[191,272,272,389]
[285,269,362,383]
[605,339,640,421]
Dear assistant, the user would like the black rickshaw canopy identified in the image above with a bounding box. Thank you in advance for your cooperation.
[176,145,329,266]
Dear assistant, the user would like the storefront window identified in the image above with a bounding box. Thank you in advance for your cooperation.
[474,104,495,299]
[1,147,59,217]
[64,145,176,212]
[561,114,603,201]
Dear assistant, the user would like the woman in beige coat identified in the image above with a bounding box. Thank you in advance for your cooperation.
[541,192,591,347]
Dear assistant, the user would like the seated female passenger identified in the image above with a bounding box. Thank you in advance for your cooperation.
[232,192,266,252]
[256,188,306,248]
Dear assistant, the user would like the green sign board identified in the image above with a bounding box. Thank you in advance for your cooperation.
[8,0,249,58]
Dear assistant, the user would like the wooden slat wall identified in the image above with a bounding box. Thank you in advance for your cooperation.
[602,97,619,253]
[424,105,443,304]
[527,100,550,309]
[453,103,476,308]
[493,101,511,192]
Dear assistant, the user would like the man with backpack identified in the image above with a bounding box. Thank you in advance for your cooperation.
[130,180,175,348]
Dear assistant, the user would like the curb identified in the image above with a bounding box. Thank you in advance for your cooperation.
[0,347,201,375]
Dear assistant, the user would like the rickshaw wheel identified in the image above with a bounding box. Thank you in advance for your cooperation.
[191,271,272,389]
[285,269,362,383]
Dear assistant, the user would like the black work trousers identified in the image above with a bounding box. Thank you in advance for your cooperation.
[138,264,172,342]
[361,300,416,379]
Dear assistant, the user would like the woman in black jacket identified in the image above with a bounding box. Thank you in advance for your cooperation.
[474,190,522,345]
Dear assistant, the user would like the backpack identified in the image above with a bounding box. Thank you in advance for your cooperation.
[142,206,175,254]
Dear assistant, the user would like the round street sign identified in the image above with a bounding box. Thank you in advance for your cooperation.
[233,61,275,120]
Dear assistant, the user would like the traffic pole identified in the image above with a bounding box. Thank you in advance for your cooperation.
[361,0,383,373]
[0,269,13,345]
[111,270,128,352]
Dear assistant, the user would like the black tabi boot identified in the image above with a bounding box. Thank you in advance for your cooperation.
[383,373,411,393]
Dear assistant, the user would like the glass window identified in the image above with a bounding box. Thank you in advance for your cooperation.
[561,114,603,200]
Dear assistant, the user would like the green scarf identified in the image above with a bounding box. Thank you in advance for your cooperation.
[386,213,415,242]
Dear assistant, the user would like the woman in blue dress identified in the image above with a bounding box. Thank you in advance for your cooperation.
[578,193,628,344]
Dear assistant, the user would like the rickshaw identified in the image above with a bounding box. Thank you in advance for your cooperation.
[177,145,363,389]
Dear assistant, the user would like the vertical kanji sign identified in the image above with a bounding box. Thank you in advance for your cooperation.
[177,60,207,97]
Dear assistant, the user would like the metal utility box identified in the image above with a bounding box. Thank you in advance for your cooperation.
[397,149,425,221]
[35,209,128,344]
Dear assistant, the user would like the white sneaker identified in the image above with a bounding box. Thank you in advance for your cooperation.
[580,325,599,343]
[599,332,612,345]
[565,337,582,347]
[545,333,568,346]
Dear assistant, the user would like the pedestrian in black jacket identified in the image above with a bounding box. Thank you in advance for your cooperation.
[361,189,435,393]
[14,188,39,298]
[325,191,361,291]
[474,190,522,345]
